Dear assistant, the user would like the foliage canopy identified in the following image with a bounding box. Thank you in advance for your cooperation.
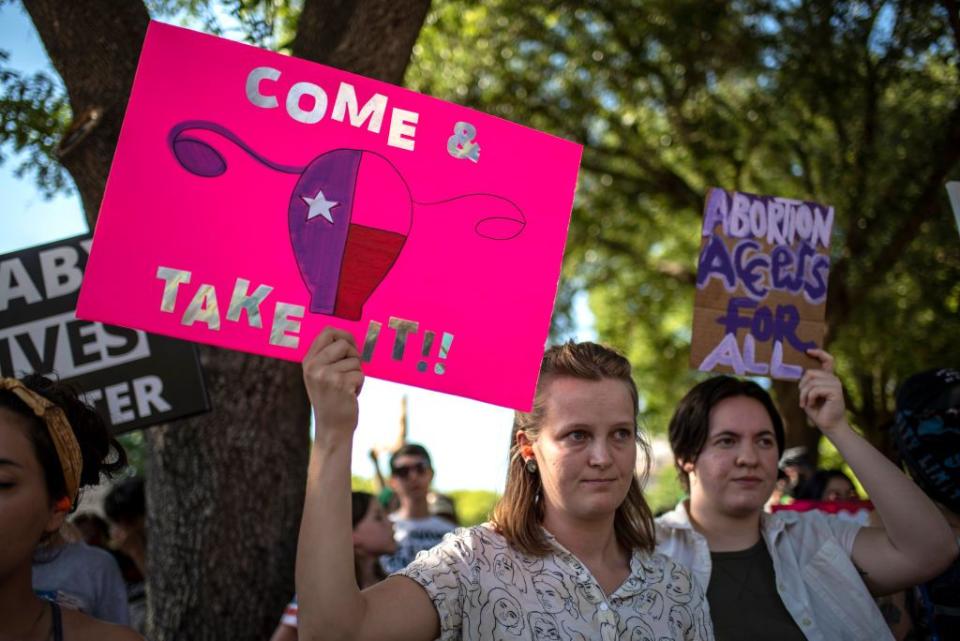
[405,0,960,449]
[3,0,959,451]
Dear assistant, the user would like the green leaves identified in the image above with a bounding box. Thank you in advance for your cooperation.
[407,0,960,444]
[0,50,71,196]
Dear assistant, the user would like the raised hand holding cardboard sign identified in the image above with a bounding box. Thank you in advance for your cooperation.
[690,188,834,380]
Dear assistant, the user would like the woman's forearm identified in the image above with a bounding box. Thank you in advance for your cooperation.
[829,424,956,570]
[296,429,364,641]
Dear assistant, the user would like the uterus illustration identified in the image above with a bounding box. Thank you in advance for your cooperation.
[168,121,525,320]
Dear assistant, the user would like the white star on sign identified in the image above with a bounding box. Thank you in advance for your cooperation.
[301,188,339,223]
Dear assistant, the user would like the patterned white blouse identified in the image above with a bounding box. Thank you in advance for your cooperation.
[398,523,714,641]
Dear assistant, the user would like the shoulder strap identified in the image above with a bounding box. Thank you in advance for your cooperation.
[50,601,64,641]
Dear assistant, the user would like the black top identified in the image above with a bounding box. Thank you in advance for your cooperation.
[706,538,807,641]
[51,601,63,641]
[913,554,960,641]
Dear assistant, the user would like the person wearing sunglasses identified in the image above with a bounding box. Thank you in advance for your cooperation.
[380,444,457,574]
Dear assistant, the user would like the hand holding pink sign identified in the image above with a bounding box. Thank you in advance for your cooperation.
[77,22,581,410]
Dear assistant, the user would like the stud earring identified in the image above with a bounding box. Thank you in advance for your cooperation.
[525,458,538,474]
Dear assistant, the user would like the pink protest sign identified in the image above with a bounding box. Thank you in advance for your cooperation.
[77,21,581,411]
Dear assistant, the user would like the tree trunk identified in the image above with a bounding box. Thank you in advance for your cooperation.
[144,348,310,640]
[23,0,431,638]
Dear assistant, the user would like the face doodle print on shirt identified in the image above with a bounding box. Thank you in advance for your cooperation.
[533,572,576,616]
[641,559,666,585]
[669,604,694,638]
[494,553,519,589]
[528,612,563,641]
[636,588,665,618]
[480,587,526,640]
[398,526,713,640]
[622,615,656,641]
[665,567,693,605]
[168,120,526,321]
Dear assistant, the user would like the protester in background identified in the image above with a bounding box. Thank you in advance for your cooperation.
[0,374,140,641]
[70,509,145,631]
[71,513,111,548]
[427,491,459,526]
[763,469,791,511]
[104,477,147,633]
[295,330,712,641]
[777,467,871,526]
[104,477,146,578]
[32,529,131,626]
[778,446,815,498]
[656,350,957,641]
[379,443,457,574]
[793,468,858,502]
[882,367,960,641]
[270,490,397,641]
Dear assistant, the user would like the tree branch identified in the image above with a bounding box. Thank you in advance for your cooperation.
[23,0,149,224]
[293,0,431,84]
[830,96,960,327]
[848,7,880,231]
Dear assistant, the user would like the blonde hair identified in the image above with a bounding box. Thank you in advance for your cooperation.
[490,341,655,556]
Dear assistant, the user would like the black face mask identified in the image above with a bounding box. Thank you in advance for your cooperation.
[893,368,960,514]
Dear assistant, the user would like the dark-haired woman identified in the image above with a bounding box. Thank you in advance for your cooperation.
[295,328,711,641]
[793,468,858,502]
[656,350,957,641]
[0,375,140,641]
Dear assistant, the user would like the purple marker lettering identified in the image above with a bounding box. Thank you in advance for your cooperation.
[697,235,737,290]
[733,239,770,299]
[716,297,757,336]
[774,304,816,352]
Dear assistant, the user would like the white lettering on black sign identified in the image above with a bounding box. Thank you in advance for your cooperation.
[0,311,150,378]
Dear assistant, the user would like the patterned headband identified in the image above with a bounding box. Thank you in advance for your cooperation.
[0,377,82,507]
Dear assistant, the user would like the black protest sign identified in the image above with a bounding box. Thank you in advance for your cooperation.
[0,235,209,432]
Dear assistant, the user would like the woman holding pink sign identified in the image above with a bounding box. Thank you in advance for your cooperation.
[295,328,711,641]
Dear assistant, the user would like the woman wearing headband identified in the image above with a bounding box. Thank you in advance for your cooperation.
[0,374,141,641]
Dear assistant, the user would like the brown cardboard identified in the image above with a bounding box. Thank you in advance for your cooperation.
[690,188,834,380]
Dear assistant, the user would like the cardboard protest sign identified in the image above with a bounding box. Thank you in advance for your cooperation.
[77,21,581,411]
[948,182,960,236]
[690,188,834,380]
[1,235,209,433]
